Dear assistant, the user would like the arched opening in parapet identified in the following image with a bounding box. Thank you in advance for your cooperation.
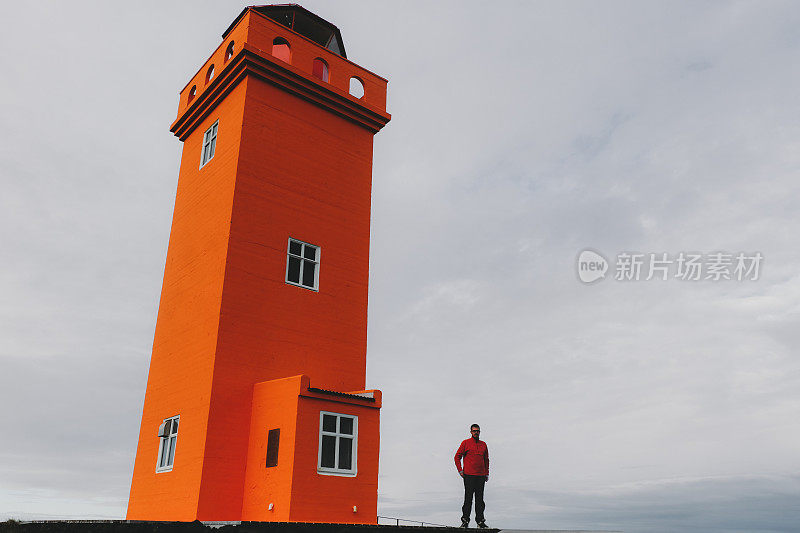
[205,65,215,84]
[312,58,329,82]
[225,41,235,62]
[272,37,291,64]
[188,85,197,104]
[349,77,364,99]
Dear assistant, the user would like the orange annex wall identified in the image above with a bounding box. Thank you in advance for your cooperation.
[240,375,381,523]
[289,392,381,523]
[241,376,304,522]
[127,5,390,523]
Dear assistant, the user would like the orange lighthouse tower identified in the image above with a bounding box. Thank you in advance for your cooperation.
[126,5,390,523]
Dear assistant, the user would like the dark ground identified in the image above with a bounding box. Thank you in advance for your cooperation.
[0,522,497,533]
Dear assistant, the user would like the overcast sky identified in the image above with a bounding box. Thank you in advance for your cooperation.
[1,1,799,532]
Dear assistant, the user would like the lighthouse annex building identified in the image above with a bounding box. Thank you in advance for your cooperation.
[126,5,391,523]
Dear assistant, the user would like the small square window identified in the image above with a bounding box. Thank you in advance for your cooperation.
[200,120,218,168]
[156,415,180,473]
[317,411,357,476]
[286,238,320,291]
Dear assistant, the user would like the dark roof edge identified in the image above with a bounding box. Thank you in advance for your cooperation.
[307,387,376,402]
[222,6,251,39]
[222,4,347,58]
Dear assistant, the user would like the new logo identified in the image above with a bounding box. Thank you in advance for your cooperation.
[577,249,608,283]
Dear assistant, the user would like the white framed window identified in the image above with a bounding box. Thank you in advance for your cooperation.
[286,238,320,291]
[200,120,218,168]
[317,411,357,476]
[156,415,179,473]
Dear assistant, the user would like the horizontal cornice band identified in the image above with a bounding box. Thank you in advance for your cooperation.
[170,44,391,140]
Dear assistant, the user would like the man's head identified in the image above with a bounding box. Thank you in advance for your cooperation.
[470,424,480,439]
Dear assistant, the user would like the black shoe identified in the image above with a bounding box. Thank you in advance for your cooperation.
[477,521,488,529]
[460,518,469,528]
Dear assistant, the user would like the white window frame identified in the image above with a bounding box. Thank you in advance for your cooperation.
[200,120,218,169]
[317,411,357,477]
[285,238,320,291]
[155,415,180,473]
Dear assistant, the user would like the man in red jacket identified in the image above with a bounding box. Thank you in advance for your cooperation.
[454,423,489,528]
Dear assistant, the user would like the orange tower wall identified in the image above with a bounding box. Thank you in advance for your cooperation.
[127,81,247,521]
[127,5,390,523]
[196,75,376,519]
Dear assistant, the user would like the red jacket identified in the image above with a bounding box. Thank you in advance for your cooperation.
[454,438,489,476]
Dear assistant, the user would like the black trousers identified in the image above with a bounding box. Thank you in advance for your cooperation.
[461,474,486,523]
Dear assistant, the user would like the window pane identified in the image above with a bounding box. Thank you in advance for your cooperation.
[167,436,177,466]
[287,256,301,283]
[339,416,353,435]
[303,245,317,260]
[338,437,352,470]
[159,439,168,468]
[289,240,302,256]
[209,138,216,159]
[171,419,178,434]
[322,414,336,432]
[302,261,316,287]
[321,435,336,468]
